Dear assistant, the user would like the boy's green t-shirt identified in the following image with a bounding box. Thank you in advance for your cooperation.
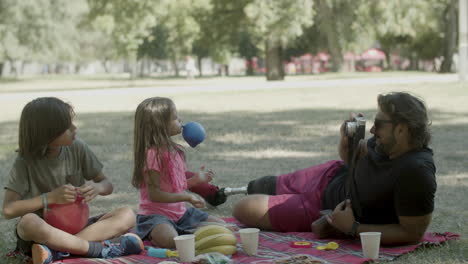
[5,138,103,201]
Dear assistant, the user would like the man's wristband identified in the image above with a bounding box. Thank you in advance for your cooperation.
[347,221,360,237]
[42,193,49,211]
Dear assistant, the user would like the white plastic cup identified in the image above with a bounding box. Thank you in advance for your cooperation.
[239,228,260,255]
[174,234,195,262]
[360,232,381,259]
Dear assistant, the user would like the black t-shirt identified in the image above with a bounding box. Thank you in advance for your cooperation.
[322,137,436,224]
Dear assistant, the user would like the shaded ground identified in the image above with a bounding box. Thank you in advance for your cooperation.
[0,75,467,263]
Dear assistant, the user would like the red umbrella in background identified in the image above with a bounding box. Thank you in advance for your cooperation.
[300,53,313,60]
[316,52,330,61]
[360,48,386,60]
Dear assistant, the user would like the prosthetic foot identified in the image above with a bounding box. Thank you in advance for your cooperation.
[186,171,249,207]
[221,186,248,195]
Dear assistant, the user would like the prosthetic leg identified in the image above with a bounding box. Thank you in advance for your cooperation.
[186,173,275,206]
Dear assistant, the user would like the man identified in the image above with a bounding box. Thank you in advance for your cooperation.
[232,92,436,245]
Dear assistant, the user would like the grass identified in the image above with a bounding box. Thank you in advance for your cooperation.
[0,73,467,263]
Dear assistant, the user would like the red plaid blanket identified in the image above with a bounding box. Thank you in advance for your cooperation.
[6,218,459,264]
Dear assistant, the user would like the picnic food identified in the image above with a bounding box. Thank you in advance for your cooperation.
[195,233,237,250]
[274,254,324,264]
[194,225,233,241]
[196,245,237,256]
[194,225,237,256]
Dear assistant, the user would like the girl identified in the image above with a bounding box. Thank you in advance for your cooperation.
[132,97,225,248]
[3,97,143,264]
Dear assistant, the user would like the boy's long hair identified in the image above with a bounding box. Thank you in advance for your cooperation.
[132,97,182,188]
[18,97,74,159]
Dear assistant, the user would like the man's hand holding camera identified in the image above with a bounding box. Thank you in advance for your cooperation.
[339,113,367,166]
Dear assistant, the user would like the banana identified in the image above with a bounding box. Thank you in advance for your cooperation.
[196,245,237,256]
[194,225,233,241]
[195,233,237,250]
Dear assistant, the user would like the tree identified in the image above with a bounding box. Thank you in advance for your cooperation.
[440,0,457,73]
[87,0,160,77]
[354,0,443,70]
[0,0,87,77]
[313,0,362,72]
[191,0,253,76]
[245,0,314,80]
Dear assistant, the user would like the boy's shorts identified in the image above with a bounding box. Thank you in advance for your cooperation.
[135,207,208,240]
[15,214,104,256]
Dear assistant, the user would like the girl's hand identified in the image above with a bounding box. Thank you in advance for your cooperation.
[78,182,101,202]
[187,194,206,208]
[197,166,214,183]
[48,184,77,204]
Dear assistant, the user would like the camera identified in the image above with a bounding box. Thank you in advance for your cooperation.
[344,116,366,164]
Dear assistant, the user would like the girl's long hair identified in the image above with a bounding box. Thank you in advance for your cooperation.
[18,97,74,159]
[132,97,182,188]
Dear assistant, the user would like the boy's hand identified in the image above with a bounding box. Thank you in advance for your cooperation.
[187,194,206,208]
[78,182,102,202]
[48,184,77,204]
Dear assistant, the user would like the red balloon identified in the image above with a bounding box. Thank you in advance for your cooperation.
[44,195,89,234]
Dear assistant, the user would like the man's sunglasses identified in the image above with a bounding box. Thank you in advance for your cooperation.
[373,118,395,130]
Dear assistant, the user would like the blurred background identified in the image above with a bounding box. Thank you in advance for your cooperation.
[0,0,459,81]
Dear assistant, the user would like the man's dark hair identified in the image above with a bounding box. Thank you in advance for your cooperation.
[18,97,74,158]
[378,92,431,148]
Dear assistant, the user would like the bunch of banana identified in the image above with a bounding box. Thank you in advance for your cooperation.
[194,225,237,256]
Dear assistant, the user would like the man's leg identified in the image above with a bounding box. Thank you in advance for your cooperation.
[75,207,136,241]
[247,176,277,195]
[232,194,273,230]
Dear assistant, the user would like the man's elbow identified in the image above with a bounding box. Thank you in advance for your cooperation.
[405,230,425,245]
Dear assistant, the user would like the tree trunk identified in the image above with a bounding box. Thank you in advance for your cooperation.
[171,55,179,77]
[410,53,419,70]
[8,59,19,78]
[317,0,343,72]
[382,49,392,70]
[246,56,254,76]
[102,59,110,73]
[0,62,3,77]
[440,0,457,73]
[265,39,284,81]
[197,57,203,77]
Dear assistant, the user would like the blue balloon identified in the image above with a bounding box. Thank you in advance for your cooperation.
[182,122,206,148]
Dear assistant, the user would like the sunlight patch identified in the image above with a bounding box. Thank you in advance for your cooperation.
[432,117,468,125]
[259,120,301,125]
[212,133,269,144]
[219,149,322,159]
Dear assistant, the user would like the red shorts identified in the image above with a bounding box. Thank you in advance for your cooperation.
[268,160,344,232]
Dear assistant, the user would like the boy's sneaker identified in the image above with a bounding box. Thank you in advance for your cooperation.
[31,244,69,264]
[101,233,144,258]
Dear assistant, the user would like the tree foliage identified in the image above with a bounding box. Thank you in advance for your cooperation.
[0,0,459,78]
[244,0,315,80]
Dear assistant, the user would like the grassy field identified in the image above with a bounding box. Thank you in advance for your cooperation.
[0,73,467,263]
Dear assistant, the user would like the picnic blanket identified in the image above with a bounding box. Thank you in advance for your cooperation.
[7,218,459,264]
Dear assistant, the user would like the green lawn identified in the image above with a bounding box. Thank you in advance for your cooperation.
[0,74,467,263]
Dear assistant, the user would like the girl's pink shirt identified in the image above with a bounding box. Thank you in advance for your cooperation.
[138,148,188,221]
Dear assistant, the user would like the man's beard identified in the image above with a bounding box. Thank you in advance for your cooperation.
[375,135,397,156]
